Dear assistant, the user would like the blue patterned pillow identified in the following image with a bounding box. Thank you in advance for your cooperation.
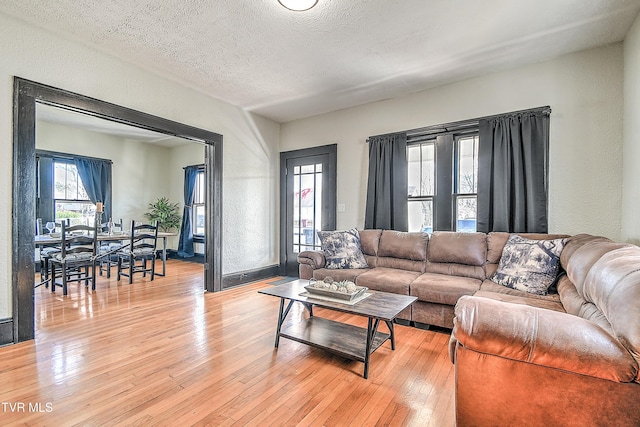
[491,235,567,295]
[317,229,369,269]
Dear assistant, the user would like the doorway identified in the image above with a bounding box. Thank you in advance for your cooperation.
[280,145,337,276]
[12,78,223,343]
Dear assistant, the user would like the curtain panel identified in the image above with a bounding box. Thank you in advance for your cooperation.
[177,165,199,258]
[74,158,112,222]
[364,132,408,231]
[477,111,550,233]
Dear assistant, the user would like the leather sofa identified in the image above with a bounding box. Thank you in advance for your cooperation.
[299,229,640,425]
[449,234,640,426]
[297,229,568,328]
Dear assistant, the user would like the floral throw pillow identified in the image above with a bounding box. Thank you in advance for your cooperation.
[317,228,369,269]
[491,235,567,295]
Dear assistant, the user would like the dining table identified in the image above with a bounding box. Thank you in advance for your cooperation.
[35,231,177,277]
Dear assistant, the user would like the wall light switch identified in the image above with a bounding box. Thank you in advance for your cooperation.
[337,203,346,212]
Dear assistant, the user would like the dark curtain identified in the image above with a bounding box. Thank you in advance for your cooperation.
[477,111,550,233]
[177,165,199,258]
[74,158,112,221]
[364,132,408,231]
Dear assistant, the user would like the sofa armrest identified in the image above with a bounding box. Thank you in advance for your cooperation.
[451,295,638,383]
[297,250,326,270]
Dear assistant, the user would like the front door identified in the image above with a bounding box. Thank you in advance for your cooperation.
[280,145,337,276]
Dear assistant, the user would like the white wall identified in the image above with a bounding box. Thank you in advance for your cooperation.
[281,44,624,241]
[0,13,280,318]
[622,13,640,244]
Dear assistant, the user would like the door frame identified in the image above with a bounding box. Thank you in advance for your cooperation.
[11,77,223,344]
[279,144,337,276]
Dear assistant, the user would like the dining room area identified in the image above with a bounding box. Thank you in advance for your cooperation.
[32,103,208,297]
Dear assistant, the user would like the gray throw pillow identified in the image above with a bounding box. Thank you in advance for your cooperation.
[491,235,567,295]
[317,228,369,269]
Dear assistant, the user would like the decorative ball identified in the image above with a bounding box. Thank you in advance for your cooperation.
[324,276,334,284]
[329,284,338,291]
[345,283,357,293]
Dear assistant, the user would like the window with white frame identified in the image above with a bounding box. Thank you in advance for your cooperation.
[192,169,205,236]
[53,160,96,226]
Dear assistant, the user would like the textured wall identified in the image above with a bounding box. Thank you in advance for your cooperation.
[280,44,624,240]
[622,13,640,244]
[0,13,280,318]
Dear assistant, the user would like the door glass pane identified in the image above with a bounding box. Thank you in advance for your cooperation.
[313,169,322,249]
[408,200,433,233]
[299,173,315,251]
[292,161,324,253]
[456,196,477,232]
[293,172,301,253]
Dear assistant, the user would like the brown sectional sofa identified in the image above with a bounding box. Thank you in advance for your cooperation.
[450,233,640,426]
[298,229,640,426]
[298,229,567,328]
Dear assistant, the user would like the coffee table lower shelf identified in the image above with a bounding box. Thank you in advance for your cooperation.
[280,317,390,369]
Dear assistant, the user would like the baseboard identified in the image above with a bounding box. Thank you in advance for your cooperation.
[167,251,205,264]
[0,318,14,346]
[222,265,280,289]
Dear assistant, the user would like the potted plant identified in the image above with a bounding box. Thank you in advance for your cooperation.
[145,197,181,232]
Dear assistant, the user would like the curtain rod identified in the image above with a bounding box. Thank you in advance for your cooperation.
[183,163,205,170]
[366,105,551,142]
[35,149,113,164]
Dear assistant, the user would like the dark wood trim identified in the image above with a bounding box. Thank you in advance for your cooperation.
[279,144,337,276]
[221,265,280,289]
[0,318,14,346]
[13,77,224,343]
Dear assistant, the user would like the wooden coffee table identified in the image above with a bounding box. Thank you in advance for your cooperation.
[259,279,417,379]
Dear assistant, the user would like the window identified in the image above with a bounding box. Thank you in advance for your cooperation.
[407,142,435,233]
[407,132,479,233]
[455,135,479,232]
[192,169,205,236]
[53,161,96,226]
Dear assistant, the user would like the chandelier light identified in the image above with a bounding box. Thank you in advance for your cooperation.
[278,0,318,12]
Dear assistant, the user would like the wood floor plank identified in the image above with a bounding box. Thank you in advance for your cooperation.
[0,260,455,425]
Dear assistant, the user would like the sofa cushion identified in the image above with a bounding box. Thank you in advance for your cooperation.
[355,267,421,295]
[480,280,561,303]
[473,289,565,313]
[358,229,382,256]
[377,231,428,260]
[428,232,486,266]
[581,246,640,379]
[376,231,429,272]
[317,228,368,269]
[410,273,481,305]
[490,235,567,295]
[486,232,570,277]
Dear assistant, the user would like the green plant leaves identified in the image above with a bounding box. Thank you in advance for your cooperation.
[144,197,182,232]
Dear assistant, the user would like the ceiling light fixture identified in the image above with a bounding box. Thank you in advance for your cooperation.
[278,0,318,12]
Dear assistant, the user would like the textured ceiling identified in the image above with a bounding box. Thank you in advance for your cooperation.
[2,0,640,123]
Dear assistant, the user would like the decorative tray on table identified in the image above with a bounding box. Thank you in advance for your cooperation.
[304,278,368,301]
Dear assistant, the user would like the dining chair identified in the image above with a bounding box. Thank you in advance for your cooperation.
[38,218,69,286]
[98,218,124,278]
[49,222,99,296]
[117,220,159,284]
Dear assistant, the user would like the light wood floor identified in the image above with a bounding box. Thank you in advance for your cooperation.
[1,260,455,426]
